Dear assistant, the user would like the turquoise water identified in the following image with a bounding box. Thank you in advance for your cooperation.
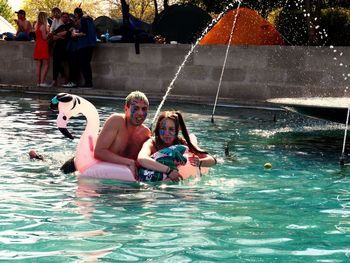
[1,92,350,262]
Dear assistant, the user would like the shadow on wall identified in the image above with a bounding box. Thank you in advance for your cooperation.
[94,15,154,44]
[153,4,212,44]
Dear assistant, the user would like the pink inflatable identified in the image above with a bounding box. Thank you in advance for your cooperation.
[52,93,206,182]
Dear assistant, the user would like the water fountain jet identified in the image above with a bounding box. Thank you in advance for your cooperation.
[151,1,242,127]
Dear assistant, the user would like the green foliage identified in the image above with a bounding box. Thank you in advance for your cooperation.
[273,7,350,46]
[320,8,350,45]
[322,0,350,8]
[0,0,13,21]
[178,0,286,16]
[22,0,105,21]
[274,9,309,45]
[109,0,156,23]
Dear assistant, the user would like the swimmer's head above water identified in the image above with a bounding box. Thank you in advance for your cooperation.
[29,149,44,160]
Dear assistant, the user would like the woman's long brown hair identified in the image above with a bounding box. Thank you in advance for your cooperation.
[153,111,208,154]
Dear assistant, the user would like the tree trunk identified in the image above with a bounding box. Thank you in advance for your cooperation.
[315,0,322,18]
[120,0,130,26]
[120,0,133,42]
[153,0,159,20]
[305,0,316,45]
[314,0,322,44]
[164,0,169,9]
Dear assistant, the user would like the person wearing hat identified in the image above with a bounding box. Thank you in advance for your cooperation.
[14,9,32,41]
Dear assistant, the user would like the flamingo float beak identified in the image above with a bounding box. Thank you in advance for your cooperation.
[57,112,74,140]
[59,127,74,140]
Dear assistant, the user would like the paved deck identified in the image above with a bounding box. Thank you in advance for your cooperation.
[0,83,269,108]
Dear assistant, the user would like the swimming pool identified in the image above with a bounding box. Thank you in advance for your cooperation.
[1,92,350,262]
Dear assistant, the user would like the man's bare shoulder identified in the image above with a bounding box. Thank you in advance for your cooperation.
[139,124,151,136]
[105,113,124,122]
[103,113,125,129]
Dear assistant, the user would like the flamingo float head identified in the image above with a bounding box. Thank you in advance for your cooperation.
[51,93,84,140]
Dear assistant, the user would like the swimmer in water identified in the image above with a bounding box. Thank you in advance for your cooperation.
[28,149,76,173]
[29,149,44,160]
[224,143,236,159]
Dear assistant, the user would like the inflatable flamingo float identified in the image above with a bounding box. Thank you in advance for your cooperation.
[51,93,205,182]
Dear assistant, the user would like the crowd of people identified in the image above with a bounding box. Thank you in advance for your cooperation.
[18,9,216,182]
[8,7,97,88]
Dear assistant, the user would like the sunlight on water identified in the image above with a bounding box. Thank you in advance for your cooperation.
[250,123,345,138]
[268,97,350,108]
[1,93,350,262]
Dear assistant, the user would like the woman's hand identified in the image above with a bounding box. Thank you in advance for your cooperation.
[167,170,183,182]
[188,155,201,167]
[128,160,137,178]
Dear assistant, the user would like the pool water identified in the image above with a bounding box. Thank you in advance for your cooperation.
[1,93,350,262]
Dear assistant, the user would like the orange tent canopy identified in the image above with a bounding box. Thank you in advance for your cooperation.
[200,7,284,45]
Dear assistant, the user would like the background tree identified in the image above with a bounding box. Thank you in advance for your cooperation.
[108,0,156,23]
[153,0,158,19]
[0,0,13,22]
[21,0,105,22]
[322,0,350,8]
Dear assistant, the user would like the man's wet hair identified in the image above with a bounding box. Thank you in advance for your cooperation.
[125,91,149,107]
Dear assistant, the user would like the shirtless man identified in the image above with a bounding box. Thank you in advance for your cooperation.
[94,91,151,176]
[14,10,32,41]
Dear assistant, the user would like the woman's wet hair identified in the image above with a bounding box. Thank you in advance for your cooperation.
[153,111,208,154]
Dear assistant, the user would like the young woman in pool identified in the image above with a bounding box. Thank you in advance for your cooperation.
[137,111,216,182]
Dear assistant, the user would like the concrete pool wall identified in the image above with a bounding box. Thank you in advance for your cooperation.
[0,41,348,103]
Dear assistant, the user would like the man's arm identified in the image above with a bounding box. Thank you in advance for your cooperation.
[15,19,23,33]
[137,139,183,182]
[137,139,168,173]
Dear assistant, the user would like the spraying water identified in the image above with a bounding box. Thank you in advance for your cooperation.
[340,108,350,165]
[151,0,242,127]
[211,1,242,123]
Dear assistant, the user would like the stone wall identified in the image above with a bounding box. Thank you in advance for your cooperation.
[0,41,349,102]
